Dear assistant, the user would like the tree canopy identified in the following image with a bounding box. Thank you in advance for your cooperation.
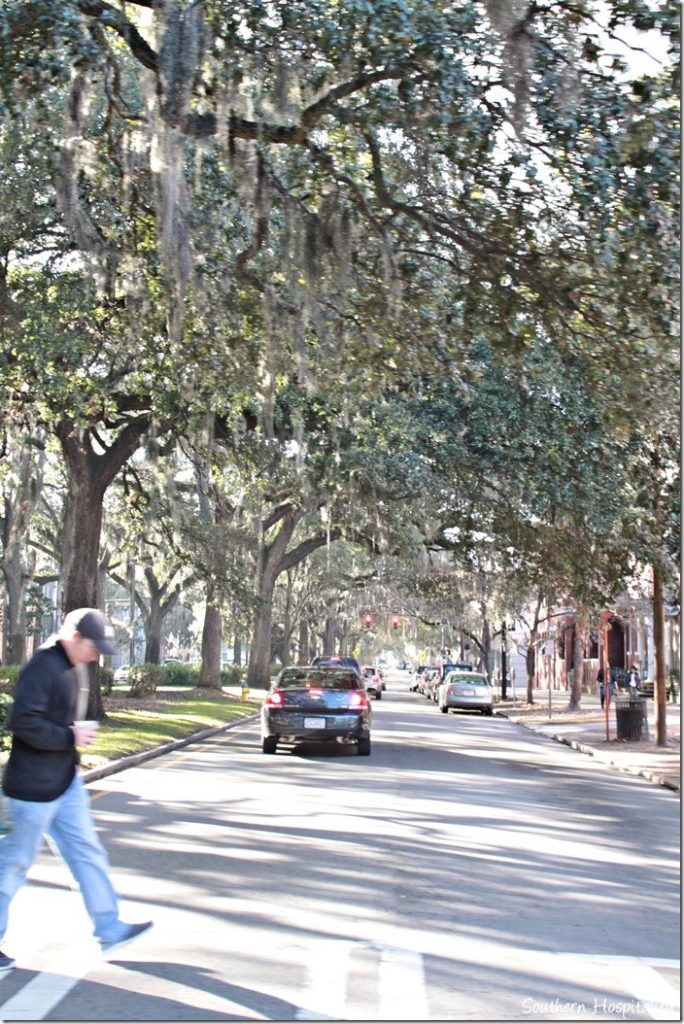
[0,1,678,699]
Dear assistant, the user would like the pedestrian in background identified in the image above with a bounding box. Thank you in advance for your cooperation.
[597,667,606,709]
[627,664,640,692]
[0,608,152,972]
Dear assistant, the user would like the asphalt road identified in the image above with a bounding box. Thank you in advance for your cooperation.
[0,671,679,1021]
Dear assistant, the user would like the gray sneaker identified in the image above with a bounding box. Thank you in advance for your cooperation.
[100,921,153,955]
[0,951,15,972]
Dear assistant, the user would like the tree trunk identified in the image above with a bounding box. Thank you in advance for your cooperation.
[1,435,46,664]
[233,634,242,666]
[57,416,149,720]
[480,615,491,678]
[653,563,667,746]
[126,565,183,666]
[566,613,586,711]
[298,618,309,664]
[60,443,108,720]
[199,582,222,689]
[249,576,277,688]
[525,594,544,704]
[248,509,333,688]
[323,609,337,656]
[144,633,162,664]
[4,560,27,666]
[128,560,137,666]
[337,619,349,656]
[500,621,508,699]
[526,645,536,704]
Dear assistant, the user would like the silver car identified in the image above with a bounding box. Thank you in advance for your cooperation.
[438,671,493,715]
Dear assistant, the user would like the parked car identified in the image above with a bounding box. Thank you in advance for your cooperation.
[428,661,472,701]
[421,666,441,698]
[440,661,472,680]
[261,665,372,755]
[438,671,493,715]
[114,665,130,683]
[411,663,438,696]
[311,655,362,680]
[408,666,423,692]
[362,665,383,700]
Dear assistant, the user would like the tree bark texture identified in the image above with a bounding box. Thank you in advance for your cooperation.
[248,510,335,687]
[57,417,149,719]
[653,563,667,746]
[567,613,586,711]
[526,645,536,704]
[1,439,45,664]
[199,583,222,689]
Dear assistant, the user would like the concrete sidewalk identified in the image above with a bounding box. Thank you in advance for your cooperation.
[495,690,680,793]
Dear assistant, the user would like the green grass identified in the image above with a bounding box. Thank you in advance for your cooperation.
[80,697,261,768]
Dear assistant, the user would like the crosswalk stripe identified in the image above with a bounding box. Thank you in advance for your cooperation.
[377,942,429,1020]
[0,946,100,1021]
[295,940,354,1020]
[293,938,430,1021]
[612,961,680,1021]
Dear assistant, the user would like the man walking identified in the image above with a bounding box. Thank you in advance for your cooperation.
[0,608,152,970]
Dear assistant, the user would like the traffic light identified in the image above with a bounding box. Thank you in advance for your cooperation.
[363,613,373,628]
[391,616,400,630]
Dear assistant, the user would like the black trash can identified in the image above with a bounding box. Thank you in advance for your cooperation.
[615,696,646,741]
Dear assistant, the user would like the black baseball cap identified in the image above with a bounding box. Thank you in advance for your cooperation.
[67,608,117,656]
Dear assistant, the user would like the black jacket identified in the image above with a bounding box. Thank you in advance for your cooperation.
[2,640,79,802]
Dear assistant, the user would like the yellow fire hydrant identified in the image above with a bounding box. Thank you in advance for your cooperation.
[240,679,250,703]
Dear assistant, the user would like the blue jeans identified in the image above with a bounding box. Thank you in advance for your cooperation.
[0,774,126,943]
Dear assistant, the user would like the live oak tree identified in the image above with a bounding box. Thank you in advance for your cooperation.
[0,2,678,703]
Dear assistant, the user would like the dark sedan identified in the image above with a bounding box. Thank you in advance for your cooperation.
[261,666,372,755]
[311,654,362,679]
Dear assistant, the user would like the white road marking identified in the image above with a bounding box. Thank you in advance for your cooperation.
[294,939,429,1021]
[294,939,354,1020]
[0,918,678,1022]
[609,961,680,1021]
[377,942,430,1020]
[0,944,101,1021]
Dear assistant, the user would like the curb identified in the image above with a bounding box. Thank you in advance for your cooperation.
[82,711,260,784]
[496,711,680,793]
[547,732,680,793]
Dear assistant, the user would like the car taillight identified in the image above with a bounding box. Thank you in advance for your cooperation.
[265,691,283,706]
[349,691,368,708]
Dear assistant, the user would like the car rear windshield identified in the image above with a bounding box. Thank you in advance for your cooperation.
[277,670,362,690]
[451,674,489,687]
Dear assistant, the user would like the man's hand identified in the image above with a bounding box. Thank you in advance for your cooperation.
[72,721,99,747]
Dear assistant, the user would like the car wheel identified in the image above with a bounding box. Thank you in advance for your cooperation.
[440,704,449,713]
[483,707,493,716]
[375,691,382,700]
[262,736,278,754]
[357,737,371,756]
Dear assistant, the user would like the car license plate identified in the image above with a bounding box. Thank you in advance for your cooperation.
[458,689,476,696]
[304,717,326,728]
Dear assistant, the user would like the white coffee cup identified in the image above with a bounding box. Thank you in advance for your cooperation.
[73,720,99,745]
